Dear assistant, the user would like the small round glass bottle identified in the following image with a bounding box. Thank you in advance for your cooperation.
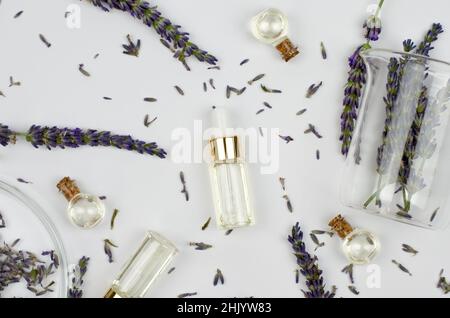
[57,177,105,229]
[329,215,380,265]
[250,8,299,62]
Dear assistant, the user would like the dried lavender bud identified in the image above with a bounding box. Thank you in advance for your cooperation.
[296,109,307,116]
[208,66,220,70]
[209,79,215,90]
[103,96,112,100]
[0,90,5,97]
[8,125,167,158]
[309,233,325,251]
[237,87,246,95]
[316,149,320,160]
[201,217,211,231]
[88,0,218,67]
[144,115,157,127]
[42,250,60,269]
[0,211,5,228]
[99,195,107,200]
[247,74,265,85]
[9,76,21,87]
[263,102,272,109]
[261,84,282,93]
[122,34,141,57]
[213,269,224,286]
[304,124,322,139]
[430,208,439,222]
[14,10,24,19]
[143,97,157,102]
[279,177,286,191]
[178,292,197,298]
[225,229,233,236]
[258,127,264,137]
[240,58,249,66]
[189,242,212,250]
[17,178,32,184]
[401,244,418,256]
[39,34,51,48]
[348,285,360,295]
[94,53,100,59]
[288,222,335,298]
[437,269,450,294]
[279,135,294,144]
[306,81,323,98]
[78,64,90,77]
[392,260,412,276]
[341,264,354,284]
[174,85,184,96]
[295,269,299,284]
[256,109,265,115]
[311,230,334,237]
[179,171,189,201]
[283,195,293,213]
[110,209,119,230]
[103,239,118,263]
[68,256,89,298]
[168,267,176,274]
[320,42,327,60]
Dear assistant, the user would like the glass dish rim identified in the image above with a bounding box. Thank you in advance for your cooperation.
[360,48,450,68]
[0,178,69,298]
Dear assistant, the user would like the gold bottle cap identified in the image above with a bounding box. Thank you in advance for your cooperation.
[104,288,122,298]
[275,37,299,62]
[210,136,241,162]
[329,214,354,239]
[57,177,80,201]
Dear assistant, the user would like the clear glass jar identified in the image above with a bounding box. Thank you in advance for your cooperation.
[341,48,450,229]
[105,231,177,298]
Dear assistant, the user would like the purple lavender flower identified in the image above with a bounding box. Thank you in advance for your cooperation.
[415,23,444,57]
[363,15,382,41]
[68,256,90,298]
[24,125,167,158]
[0,124,14,146]
[87,0,218,67]
[288,222,335,298]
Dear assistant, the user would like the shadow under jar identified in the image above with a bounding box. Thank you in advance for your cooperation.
[341,48,450,229]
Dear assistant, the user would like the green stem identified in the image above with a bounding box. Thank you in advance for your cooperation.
[375,0,385,17]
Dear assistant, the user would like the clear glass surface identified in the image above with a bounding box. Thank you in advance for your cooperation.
[251,8,288,45]
[209,160,255,230]
[67,193,105,228]
[341,49,450,229]
[111,231,177,298]
[342,229,380,265]
[0,178,68,298]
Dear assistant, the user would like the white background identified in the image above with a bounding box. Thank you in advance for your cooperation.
[1,0,450,298]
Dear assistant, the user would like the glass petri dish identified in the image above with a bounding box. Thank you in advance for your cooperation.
[0,178,68,298]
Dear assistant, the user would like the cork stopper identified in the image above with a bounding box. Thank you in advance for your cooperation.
[57,177,80,201]
[275,38,299,62]
[329,214,354,239]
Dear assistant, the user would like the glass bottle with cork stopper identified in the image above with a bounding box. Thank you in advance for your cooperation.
[57,177,105,229]
[250,8,299,62]
[329,214,380,265]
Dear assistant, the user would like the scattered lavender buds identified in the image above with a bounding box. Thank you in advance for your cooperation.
[316,149,320,160]
[213,269,225,286]
[209,79,215,90]
[68,256,89,298]
[178,292,197,298]
[189,242,212,251]
[279,177,293,213]
[103,239,118,263]
[179,171,189,201]
[9,76,21,87]
[392,260,412,276]
[304,124,322,139]
[309,233,325,251]
[208,66,220,70]
[263,102,272,109]
[94,53,100,59]
[0,124,167,158]
[320,42,327,60]
[288,222,335,298]
[437,269,450,294]
[261,84,282,93]
[279,135,294,144]
[225,229,233,236]
[203,82,207,92]
[201,217,211,231]
[174,85,184,96]
[240,58,249,66]
[256,109,265,115]
[430,208,439,222]
[14,11,24,19]
[110,208,119,230]
[226,85,246,98]
[144,114,157,127]
[341,264,354,284]
[306,81,323,98]
[87,0,218,67]
[143,97,157,102]
[311,230,334,237]
[39,34,51,48]
[122,34,141,57]
[78,64,90,77]
[168,267,176,274]
[348,285,360,295]
[401,244,418,256]
[247,74,265,85]
[103,96,112,100]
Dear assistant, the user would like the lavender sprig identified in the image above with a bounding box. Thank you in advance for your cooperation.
[340,0,384,157]
[0,124,167,158]
[68,256,90,298]
[415,23,444,56]
[86,0,218,68]
[288,222,335,298]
